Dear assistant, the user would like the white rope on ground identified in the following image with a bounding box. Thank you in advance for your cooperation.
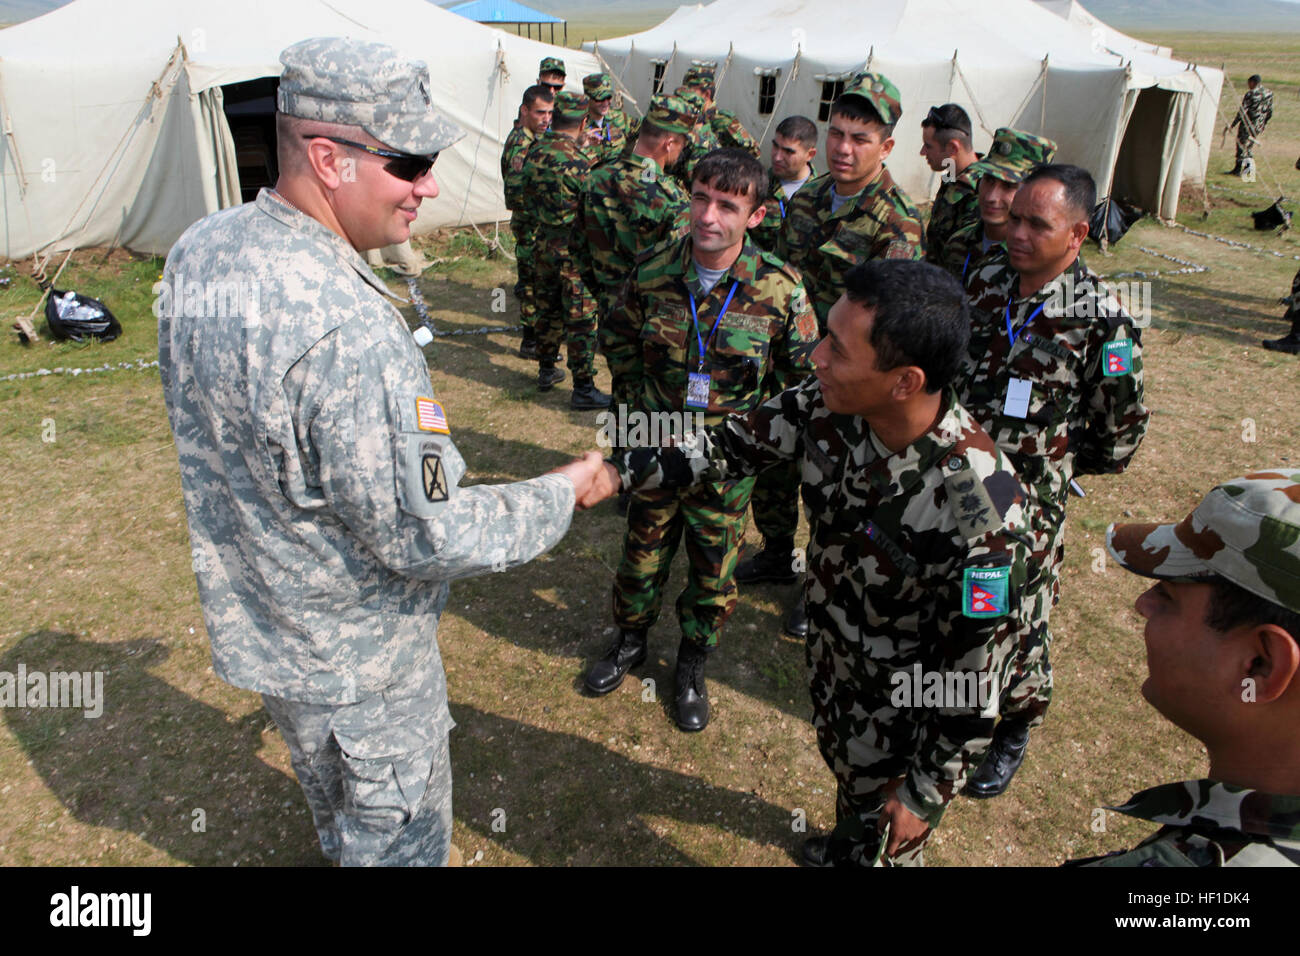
[756,52,802,147]
[403,275,522,338]
[1097,245,1209,279]
[1170,221,1300,261]
[0,358,159,383]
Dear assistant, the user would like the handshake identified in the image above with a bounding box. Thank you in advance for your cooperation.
[551,451,623,510]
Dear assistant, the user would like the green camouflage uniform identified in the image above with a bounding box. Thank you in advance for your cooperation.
[939,219,999,283]
[1231,84,1274,166]
[601,234,818,650]
[957,249,1150,726]
[611,380,1045,865]
[925,159,983,270]
[523,120,599,377]
[709,107,761,157]
[776,168,925,332]
[672,88,722,188]
[752,161,817,255]
[157,38,577,867]
[1072,782,1300,867]
[501,124,538,330]
[584,108,630,167]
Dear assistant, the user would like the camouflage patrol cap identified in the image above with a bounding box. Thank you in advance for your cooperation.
[277,37,464,156]
[966,127,1058,184]
[644,93,697,137]
[583,73,614,100]
[682,68,716,98]
[675,86,707,116]
[1106,470,1300,614]
[552,90,588,122]
[539,56,566,77]
[837,72,903,126]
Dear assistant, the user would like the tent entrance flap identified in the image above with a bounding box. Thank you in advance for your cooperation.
[223,77,280,204]
[1109,87,1184,215]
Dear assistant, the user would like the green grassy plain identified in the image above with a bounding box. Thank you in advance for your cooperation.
[1,28,1298,867]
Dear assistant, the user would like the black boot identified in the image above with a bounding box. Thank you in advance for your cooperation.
[734,536,797,584]
[1225,162,1242,175]
[782,594,808,638]
[584,628,648,695]
[1262,314,1300,354]
[674,639,710,732]
[538,358,565,391]
[801,835,850,867]
[518,325,538,359]
[963,718,1031,798]
[571,377,611,410]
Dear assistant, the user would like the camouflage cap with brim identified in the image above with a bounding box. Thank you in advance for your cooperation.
[539,56,566,76]
[682,70,716,98]
[1106,469,1300,614]
[675,86,707,116]
[278,37,464,157]
[644,93,697,136]
[966,127,1058,184]
[583,73,613,100]
[552,90,588,122]
[837,72,902,126]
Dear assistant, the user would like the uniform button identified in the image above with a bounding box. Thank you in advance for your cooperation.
[948,457,964,471]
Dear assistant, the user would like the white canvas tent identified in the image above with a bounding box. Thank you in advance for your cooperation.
[0,0,600,258]
[589,0,1223,220]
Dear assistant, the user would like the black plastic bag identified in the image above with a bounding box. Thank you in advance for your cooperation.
[1090,196,1143,245]
[1251,198,1291,231]
[45,288,121,342]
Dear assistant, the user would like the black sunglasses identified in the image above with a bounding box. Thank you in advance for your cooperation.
[302,135,438,182]
[924,106,970,136]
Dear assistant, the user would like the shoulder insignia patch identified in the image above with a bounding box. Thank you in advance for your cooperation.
[510,155,524,173]
[422,453,450,503]
[416,397,450,434]
[640,163,657,184]
[945,466,1001,540]
[1103,339,1132,376]
[962,566,1011,618]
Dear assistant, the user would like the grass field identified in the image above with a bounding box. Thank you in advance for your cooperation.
[1,30,1298,867]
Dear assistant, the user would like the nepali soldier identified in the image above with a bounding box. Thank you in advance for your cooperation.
[1227,74,1273,175]
[537,56,566,92]
[579,260,1045,866]
[581,93,694,351]
[770,71,925,636]
[751,114,819,254]
[1264,261,1300,355]
[671,86,722,189]
[581,72,630,167]
[157,37,606,867]
[590,149,818,732]
[522,90,611,409]
[937,127,1057,283]
[956,163,1150,798]
[1066,471,1300,867]
[683,65,762,158]
[502,84,554,358]
[919,103,982,268]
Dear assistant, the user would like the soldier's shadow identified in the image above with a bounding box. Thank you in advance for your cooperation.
[1144,276,1293,346]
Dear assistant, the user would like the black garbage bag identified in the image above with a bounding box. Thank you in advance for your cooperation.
[45,288,121,342]
[1251,198,1291,231]
[1090,196,1143,245]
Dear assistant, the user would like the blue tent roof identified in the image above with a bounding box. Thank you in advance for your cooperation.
[446,0,564,24]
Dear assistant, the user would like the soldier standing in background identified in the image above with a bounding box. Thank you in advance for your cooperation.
[537,56,566,92]
[1069,472,1300,867]
[682,66,762,158]
[956,164,1150,799]
[523,90,610,409]
[919,103,982,268]
[158,37,604,867]
[750,115,818,254]
[581,73,629,167]
[1263,160,1300,355]
[502,84,554,358]
[671,86,723,189]
[590,150,818,732]
[1227,74,1273,175]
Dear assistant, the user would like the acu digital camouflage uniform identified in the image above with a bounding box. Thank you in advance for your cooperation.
[501,123,539,332]
[600,233,818,650]
[957,248,1150,726]
[925,158,983,270]
[611,380,1045,864]
[1231,82,1274,167]
[581,73,630,168]
[522,92,599,378]
[158,39,577,868]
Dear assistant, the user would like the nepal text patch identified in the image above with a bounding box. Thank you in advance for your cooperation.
[1102,340,1132,376]
[962,566,1011,618]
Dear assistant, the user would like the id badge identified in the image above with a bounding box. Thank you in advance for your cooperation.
[1003,378,1031,419]
[686,371,711,409]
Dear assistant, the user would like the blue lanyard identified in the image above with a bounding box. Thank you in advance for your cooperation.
[962,252,971,281]
[778,198,786,218]
[688,280,740,372]
[1004,301,1045,346]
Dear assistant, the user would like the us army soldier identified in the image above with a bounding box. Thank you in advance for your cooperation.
[158,37,605,867]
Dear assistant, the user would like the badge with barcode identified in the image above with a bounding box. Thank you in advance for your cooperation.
[686,371,711,409]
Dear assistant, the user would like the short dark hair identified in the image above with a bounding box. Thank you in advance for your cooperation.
[1249,74,1262,84]
[775,115,818,149]
[551,111,583,132]
[842,260,969,392]
[829,96,894,138]
[921,103,972,150]
[1204,576,1300,641]
[1022,163,1096,222]
[522,85,555,109]
[691,148,768,211]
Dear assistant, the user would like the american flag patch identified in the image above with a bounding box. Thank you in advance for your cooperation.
[415,397,450,434]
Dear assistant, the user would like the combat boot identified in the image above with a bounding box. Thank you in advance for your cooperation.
[518,326,538,359]
[584,628,647,695]
[734,536,797,584]
[571,377,611,410]
[800,835,849,867]
[1262,314,1300,354]
[538,358,565,391]
[963,717,1031,798]
[674,638,710,732]
[782,594,808,638]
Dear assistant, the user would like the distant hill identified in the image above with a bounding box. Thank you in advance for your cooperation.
[1062,0,1300,32]
[0,0,69,24]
